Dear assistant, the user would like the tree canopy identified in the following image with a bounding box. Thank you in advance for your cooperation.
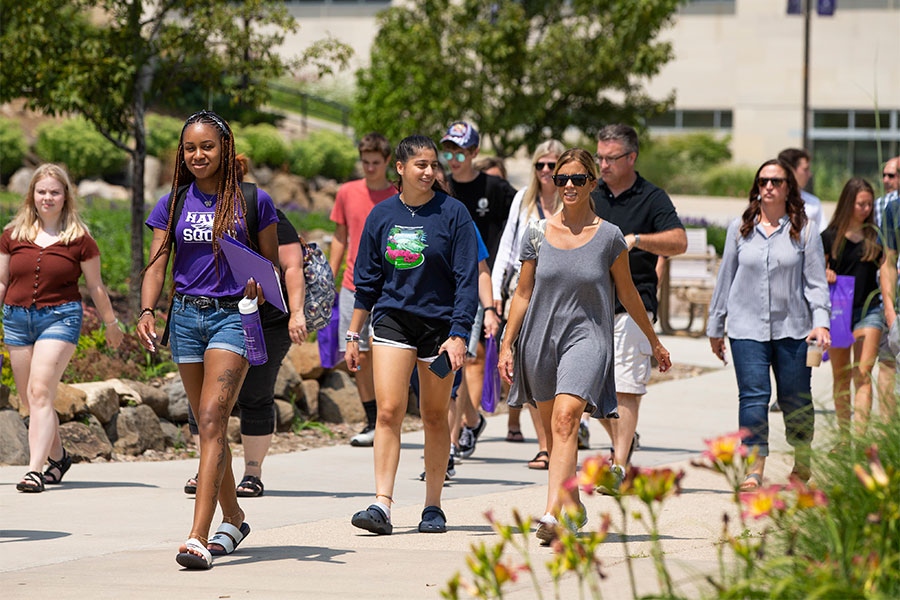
[354,0,685,156]
[0,0,350,307]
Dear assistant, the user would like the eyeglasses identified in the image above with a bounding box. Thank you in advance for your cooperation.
[594,152,631,166]
[442,151,467,162]
[884,172,897,179]
[552,174,593,187]
[535,161,556,171]
[758,177,786,188]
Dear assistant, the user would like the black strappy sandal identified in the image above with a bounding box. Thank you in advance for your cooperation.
[16,471,45,493]
[44,448,72,484]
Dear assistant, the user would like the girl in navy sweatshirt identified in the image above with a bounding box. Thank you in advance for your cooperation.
[347,135,478,535]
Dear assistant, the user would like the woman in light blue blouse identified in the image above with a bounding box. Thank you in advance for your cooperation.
[707,158,830,491]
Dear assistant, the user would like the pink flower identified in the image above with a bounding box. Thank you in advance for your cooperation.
[702,430,749,466]
[740,484,786,519]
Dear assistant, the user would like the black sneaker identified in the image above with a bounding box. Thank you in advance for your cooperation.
[458,414,485,458]
[419,454,455,481]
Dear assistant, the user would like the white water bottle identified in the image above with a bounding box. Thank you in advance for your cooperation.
[238,297,268,366]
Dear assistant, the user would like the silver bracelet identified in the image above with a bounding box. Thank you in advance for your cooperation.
[105,318,119,328]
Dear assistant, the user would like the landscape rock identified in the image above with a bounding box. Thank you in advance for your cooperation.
[268,172,310,210]
[288,343,323,380]
[109,405,166,455]
[69,381,120,424]
[308,190,336,214]
[54,384,88,422]
[159,419,181,448]
[59,420,113,462]
[227,416,241,444]
[274,399,296,432]
[252,165,274,186]
[77,179,129,202]
[8,167,35,197]
[165,378,190,423]
[302,228,332,250]
[84,414,112,449]
[318,370,364,424]
[144,155,162,192]
[0,384,11,410]
[300,379,319,417]
[118,379,170,419]
[274,359,303,401]
[0,409,29,465]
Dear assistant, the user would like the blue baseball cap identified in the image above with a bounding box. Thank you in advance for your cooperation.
[440,121,480,149]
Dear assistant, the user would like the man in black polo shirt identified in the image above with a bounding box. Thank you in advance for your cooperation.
[591,124,686,474]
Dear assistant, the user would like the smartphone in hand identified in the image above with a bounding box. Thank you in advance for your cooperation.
[428,351,453,379]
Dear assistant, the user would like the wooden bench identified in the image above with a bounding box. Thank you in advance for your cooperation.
[657,228,719,336]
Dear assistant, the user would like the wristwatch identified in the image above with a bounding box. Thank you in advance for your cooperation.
[634,233,641,248]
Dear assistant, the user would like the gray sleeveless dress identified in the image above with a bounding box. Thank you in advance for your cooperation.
[507,219,627,418]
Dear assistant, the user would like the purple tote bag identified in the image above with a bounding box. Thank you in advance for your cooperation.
[482,334,501,413]
[317,293,343,369]
[829,275,855,349]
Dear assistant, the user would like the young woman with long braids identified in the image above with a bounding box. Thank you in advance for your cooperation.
[822,177,882,439]
[708,158,830,490]
[137,111,280,569]
[347,134,478,535]
[1,164,123,493]
[498,149,671,545]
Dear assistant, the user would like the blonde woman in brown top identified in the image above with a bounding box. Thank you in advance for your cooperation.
[0,164,123,493]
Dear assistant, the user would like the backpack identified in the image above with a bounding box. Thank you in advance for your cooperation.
[299,240,336,332]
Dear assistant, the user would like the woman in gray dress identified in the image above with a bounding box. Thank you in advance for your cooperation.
[498,148,671,545]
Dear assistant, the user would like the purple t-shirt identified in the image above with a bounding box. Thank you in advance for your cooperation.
[146,183,278,297]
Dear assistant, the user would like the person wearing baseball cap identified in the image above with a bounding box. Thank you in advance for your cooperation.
[440,121,516,460]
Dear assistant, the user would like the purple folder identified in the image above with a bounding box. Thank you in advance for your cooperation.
[219,235,287,313]
[829,275,855,349]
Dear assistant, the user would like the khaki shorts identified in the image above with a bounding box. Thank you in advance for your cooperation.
[613,312,653,396]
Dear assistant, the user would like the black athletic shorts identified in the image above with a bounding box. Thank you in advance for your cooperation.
[372,310,451,362]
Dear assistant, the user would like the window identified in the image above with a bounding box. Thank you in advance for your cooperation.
[681,0,736,15]
[646,109,733,131]
[810,109,900,183]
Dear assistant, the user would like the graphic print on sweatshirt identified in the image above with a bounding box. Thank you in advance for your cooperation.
[385,225,427,269]
[182,210,214,243]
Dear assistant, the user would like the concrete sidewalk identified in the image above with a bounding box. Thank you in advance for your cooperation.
[0,335,839,598]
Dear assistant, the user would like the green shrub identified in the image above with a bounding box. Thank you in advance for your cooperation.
[638,133,733,195]
[145,114,183,158]
[290,130,357,180]
[0,117,28,179]
[35,118,128,180]
[701,164,757,198]
[238,123,289,168]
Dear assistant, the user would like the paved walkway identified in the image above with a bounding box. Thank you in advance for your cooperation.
[0,335,845,598]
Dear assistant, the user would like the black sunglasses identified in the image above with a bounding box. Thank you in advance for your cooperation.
[758,177,786,188]
[552,174,592,187]
[884,172,897,179]
[535,161,556,171]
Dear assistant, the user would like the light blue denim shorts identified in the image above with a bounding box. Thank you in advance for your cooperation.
[2,301,83,346]
[168,295,247,363]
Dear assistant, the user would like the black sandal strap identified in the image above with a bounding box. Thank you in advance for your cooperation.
[46,448,68,471]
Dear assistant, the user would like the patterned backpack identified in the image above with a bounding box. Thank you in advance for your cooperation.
[300,240,336,332]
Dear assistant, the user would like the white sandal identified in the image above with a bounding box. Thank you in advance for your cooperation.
[176,538,212,569]
[207,522,251,556]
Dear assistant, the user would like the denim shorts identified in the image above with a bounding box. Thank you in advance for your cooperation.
[852,304,883,332]
[169,295,247,363]
[2,301,83,346]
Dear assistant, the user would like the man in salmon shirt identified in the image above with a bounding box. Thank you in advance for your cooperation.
[330,133,396,446]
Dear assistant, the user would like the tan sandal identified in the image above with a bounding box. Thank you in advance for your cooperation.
[739,473,762,491]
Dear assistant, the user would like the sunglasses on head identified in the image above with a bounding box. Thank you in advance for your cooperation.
[552,174,592,187]
[535,161,556,171]
[884,172,897,179]
[442,151,467,162]
[758,177,786,188]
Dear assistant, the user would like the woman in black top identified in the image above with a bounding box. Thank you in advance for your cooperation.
[822,177,882,439]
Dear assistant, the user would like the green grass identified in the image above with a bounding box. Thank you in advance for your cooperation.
[267,83,350,126]
[282,210,335,234]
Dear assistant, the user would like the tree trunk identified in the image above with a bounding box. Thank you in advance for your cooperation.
[130,124,146,317]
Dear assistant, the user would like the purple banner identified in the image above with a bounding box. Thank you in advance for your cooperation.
[830,275,855,348]
[482,334,500,413]
[817,0,836,16]
[787,0,803,14]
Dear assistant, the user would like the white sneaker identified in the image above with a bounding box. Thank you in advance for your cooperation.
[350,424,375,447]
